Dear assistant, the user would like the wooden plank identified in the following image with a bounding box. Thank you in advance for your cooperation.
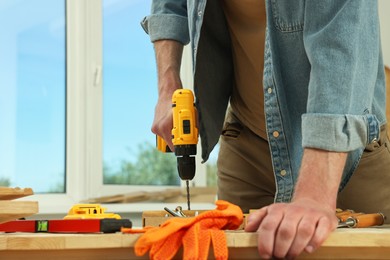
[2,228,390,259]
[82,189,183,203]
[0,249,149,260]
[82,187,217,204]
[0,201,39,224]
[0,187,33,200]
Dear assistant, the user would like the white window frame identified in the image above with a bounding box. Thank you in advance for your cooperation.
[30,0,207,215]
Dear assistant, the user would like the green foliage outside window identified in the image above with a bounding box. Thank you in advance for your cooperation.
[104,143,180,186]
[0,177,10,187]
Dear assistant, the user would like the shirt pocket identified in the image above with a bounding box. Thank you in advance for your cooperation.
[270,0,305,32]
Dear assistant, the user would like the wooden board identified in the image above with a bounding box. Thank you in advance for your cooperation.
[0,201,39,224]
[1,228,390,259]
[0,187,38,224]
[82,187,217,204]
[0,187,33,200]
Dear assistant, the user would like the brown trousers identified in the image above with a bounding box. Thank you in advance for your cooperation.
[217,110,390,223]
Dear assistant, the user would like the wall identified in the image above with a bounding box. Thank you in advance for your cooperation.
[379,0,390,66]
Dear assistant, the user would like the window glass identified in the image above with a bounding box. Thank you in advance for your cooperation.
[0,0,66,193]
[102,0,179,186]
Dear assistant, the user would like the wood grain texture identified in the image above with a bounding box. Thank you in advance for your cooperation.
[0,187,33,200]
[0,201,39,224]
[82,187,217,204]
[1,228,390,259]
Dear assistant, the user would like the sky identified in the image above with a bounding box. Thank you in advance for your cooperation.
[0,0,66,192]
[102,0,158,169]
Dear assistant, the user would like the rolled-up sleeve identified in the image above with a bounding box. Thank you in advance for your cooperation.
[301,0,383,151]
[302,113,380,151]
[141,0,190,45]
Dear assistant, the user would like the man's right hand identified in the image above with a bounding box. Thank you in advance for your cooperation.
[151,40,184,151]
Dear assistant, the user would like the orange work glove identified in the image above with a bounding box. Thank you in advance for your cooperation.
[134,200,243,260]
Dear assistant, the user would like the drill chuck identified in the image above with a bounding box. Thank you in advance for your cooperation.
[175,144,196,180]
[177,155,196,181]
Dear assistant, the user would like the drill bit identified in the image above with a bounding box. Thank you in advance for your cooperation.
[186,180,191,210]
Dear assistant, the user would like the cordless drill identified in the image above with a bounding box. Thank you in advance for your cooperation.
[156,89,198,210]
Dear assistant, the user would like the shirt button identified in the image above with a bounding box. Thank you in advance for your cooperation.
[267,87,272,94]
[280,170,287,176]
[272,131,280,138]
[198,11,202,16]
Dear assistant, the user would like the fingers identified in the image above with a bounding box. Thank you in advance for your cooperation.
[304,215,336,254]
[256,206,285,259]
[151,99,174,151]
[285,214,316,258]
[245,207,268,232]
[273,209,305,258]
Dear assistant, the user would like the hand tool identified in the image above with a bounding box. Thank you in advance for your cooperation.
[337,213,385,228]
[163,206,188,217]
[336,209,364,222]
[0,218,132,233]
[164,207,183,217]
[157,89,198,210]
[175,206,187,217]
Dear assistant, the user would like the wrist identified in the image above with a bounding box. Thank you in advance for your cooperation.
[158,74,182,100]
[292,148,348,208]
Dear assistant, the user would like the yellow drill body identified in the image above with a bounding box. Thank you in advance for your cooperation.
[156,89,198,157]
[171,89,198,148]
[156,89,198,210]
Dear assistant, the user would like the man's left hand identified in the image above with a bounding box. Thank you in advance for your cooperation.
[245,199,338,259]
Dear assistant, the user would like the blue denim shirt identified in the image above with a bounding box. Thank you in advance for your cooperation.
[142,0,386,202]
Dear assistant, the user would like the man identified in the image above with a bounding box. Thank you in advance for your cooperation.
[142,0,389,258]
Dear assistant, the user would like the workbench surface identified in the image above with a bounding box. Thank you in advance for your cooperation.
[1,228,390,259]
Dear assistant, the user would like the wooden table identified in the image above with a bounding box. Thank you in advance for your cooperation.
[1,228,390,259]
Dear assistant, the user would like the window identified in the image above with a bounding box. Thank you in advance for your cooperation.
[0,0,66,193]
[1,1,212,213]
